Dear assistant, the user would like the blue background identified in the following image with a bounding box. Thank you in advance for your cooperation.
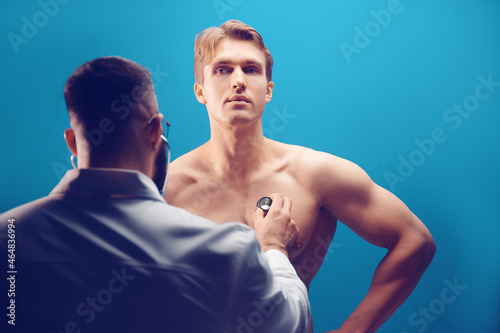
[1,0,499,332]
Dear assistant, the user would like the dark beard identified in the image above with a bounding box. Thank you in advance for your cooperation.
[152,143,167,194]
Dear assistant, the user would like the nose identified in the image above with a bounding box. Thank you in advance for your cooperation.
[231,68,246,92]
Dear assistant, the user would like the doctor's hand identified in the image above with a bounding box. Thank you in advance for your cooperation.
[253,193,299,258]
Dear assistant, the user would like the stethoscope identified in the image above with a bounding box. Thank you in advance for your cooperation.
[256,196,302,249]
[256,196,272,216]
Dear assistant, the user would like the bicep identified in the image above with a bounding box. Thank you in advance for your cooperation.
[318,156,427,249]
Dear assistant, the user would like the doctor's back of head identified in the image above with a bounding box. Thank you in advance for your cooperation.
[63,56,169,192]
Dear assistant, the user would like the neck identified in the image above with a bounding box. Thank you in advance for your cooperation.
[75,151,154,178]
[204,119,268,179]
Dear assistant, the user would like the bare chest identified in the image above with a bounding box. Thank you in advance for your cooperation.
[169,171,338,285]
[173,172,318,232]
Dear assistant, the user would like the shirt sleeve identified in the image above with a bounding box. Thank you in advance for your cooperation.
[226,227,311,333]
[264,249,311,332]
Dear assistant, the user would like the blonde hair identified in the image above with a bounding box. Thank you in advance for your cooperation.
[194,20,273,83]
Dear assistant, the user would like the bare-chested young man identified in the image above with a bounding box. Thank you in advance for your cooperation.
[165,20,436,333]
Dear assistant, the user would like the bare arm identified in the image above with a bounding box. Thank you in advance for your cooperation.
[312,152,436,333]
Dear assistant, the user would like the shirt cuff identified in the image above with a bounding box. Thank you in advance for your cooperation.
[265,249,299,276]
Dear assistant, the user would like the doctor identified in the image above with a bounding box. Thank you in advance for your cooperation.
[0,56,311,333]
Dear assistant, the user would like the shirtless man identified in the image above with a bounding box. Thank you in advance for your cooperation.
[165,20,436,333]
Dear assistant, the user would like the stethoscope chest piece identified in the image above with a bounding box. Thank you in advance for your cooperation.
[256,196,273,212]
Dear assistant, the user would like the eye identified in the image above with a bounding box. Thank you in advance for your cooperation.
[215,67,231,75]
[245,67,259,74]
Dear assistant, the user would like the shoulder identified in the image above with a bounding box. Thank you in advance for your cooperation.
[0,196,55,228]
[164,145,208,201]
[273,141,370,187]
[168,146,204,177]
[272,141,375,202]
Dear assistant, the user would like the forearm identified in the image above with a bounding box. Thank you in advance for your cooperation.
[339,236,436,333]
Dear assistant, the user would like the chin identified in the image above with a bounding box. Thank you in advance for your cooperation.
[210,108,263,126]
[226,112,259,125]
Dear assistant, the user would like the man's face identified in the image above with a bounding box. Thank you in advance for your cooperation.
[196,38,274,126]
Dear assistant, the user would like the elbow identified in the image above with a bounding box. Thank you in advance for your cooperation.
[414,229,436,266]
[395,226,436,267]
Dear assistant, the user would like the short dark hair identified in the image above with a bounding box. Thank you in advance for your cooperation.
[64,56,155,151]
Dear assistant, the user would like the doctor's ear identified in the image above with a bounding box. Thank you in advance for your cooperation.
[194,83,207,104]
[64,128,77,156]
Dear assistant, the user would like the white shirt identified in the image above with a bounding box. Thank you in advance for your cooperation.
[0,168,310,333]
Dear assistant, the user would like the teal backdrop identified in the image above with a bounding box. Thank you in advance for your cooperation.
[1,1,499,332]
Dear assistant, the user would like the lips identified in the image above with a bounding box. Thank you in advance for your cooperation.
[228,95,250,103]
